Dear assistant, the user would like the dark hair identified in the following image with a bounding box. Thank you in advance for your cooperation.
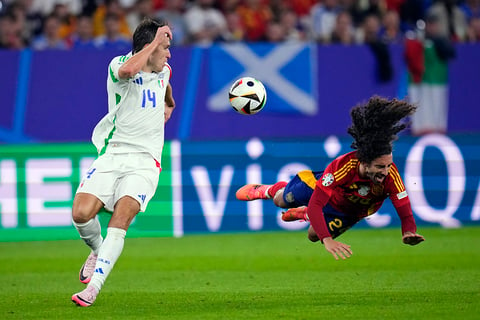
[347,96,417,163]
[132,18,167,54]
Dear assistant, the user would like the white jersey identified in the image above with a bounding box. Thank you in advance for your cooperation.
[92,53,172,163]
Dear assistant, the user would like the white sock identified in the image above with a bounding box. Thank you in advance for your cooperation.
[89,227,126,292]
[73,216,103,255]
[273,188,284,199]
[264,186,272,199]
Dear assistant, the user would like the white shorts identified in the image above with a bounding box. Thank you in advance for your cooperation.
[76,153,161,212]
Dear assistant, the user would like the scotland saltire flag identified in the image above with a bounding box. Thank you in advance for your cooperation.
[208,42,318,115]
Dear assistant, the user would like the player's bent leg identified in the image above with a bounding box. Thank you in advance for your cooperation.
[72,286,99,307]
[236,184,272,201]
[282,206,309,222]
[72,196,138,306]
[72,193,104,223]
[108,196,141,229]
[272,189,288,208]
[85,226,127,303]
[307,226,320,242]
[72,194,104,284]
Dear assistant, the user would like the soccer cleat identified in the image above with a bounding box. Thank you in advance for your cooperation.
[236,184,272,201]
[71,286,98,307]
[79,252,97,284]
[282,206,309,222]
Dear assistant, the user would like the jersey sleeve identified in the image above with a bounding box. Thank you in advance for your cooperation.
[108,54,131,83]
[387,164,417,234]
[308,185,333,241]
[308,154,356,241]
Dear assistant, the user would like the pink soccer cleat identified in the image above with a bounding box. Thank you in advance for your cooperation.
[72,286,98,307]
[79,252,97,284]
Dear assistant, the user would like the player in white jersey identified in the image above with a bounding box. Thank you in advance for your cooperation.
[71,19,174,307]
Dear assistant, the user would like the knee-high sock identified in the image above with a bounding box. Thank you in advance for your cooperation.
[89,227,126,292]
[73,216,103,254]
[268,181,288,198]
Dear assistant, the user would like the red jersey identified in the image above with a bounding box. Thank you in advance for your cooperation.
[308,151,417,240]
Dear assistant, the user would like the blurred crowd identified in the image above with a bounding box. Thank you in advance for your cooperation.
[0,0,479,50]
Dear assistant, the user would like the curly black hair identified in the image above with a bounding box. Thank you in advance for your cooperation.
[347,96,417,163]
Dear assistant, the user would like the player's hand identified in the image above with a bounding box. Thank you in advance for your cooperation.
[155,26,173,43]
[323,237,352,260]
[164,103,174,122]
[402,232,425,245]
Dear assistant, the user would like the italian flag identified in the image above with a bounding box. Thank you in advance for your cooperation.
[405,38,451,135]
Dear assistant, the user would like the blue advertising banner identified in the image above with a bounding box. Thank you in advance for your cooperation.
[0,134,479,241]
[1,44,480,144]
[0,51,20,137]
[0,48,191,143]
[448,45,480,133]
[177,134,480,234]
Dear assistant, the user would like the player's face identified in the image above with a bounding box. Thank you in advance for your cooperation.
[363,153,393,184]
[149,40,171,72]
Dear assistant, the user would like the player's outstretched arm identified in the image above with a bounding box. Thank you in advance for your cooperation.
[323,237,352,260]
[402,232,425,245]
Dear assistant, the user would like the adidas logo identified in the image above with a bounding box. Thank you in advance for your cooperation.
[132,77,143,85]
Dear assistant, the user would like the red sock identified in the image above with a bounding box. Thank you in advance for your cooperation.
[267,181,287,198]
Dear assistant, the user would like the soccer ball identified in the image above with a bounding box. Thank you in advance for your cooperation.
[228,77,267,115]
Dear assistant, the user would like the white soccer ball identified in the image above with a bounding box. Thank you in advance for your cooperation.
[228,77,267,115]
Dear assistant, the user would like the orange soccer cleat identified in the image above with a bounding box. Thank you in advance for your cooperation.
[236,184,272,201]
[282,206,309,222]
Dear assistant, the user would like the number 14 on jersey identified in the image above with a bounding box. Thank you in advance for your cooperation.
[141,89,156,108]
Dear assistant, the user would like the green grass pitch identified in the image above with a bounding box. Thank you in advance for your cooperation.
[1,226,479,319]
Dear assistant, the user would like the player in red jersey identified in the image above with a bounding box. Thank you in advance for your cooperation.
[236,96,425,260]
